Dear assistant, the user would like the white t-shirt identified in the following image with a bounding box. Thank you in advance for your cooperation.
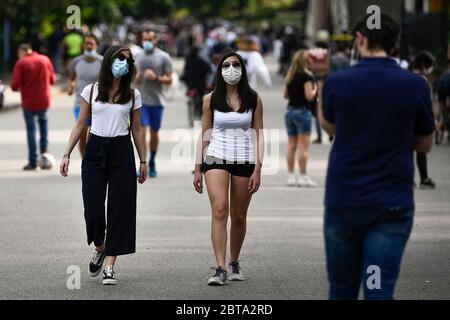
[80,83,142,137]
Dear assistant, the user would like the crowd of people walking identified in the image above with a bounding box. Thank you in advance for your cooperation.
[5,11,449,299]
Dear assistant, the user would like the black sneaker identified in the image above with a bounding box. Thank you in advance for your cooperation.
[103,265,117,285]
[208,266,227,286]
[420,178,436,190]
[88,249,106,277]
[23,164,39,171]
[313,139,322,144]
[228,262,244,281]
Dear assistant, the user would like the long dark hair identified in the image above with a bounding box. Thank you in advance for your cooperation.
[211,51,257,113]
[96,45,137,105]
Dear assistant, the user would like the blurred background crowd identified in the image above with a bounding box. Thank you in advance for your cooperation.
[1,0,450,148]
[1,0,449,77]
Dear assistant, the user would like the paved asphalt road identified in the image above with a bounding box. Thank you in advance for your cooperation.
[0,58,449,300]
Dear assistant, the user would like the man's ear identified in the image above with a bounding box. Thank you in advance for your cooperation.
[355,32,365,47]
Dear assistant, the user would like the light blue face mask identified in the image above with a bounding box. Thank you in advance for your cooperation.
[111,58,129,78]
[84,49,97,58]
[143,41,154,52]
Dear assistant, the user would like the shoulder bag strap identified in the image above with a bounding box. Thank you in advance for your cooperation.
[86,83,95,141]
[128,89,135,134]
[89,83,95,109]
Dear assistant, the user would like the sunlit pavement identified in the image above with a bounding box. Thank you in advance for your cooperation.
[0,58,449,299]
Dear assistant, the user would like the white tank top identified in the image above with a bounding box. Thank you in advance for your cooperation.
[206,109,255,162]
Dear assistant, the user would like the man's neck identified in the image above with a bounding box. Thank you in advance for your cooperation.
[360,50,388,58]
[84,56,96,63]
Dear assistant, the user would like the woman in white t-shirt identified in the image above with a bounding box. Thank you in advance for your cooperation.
[60,46,147,285]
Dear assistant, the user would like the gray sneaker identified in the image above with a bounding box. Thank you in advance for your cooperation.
[228,262,245,281]
[208,266,227,286]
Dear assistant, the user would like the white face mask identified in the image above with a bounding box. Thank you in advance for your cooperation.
[222,65,242,85]
[426,66,434,75]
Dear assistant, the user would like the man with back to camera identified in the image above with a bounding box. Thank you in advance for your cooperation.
[319,13,435,300]
[136,30,173,178]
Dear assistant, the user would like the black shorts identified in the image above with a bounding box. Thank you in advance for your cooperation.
[202,155,255,178]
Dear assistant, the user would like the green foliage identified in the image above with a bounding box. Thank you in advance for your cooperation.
[0,0,298,50]
[2,0,298,25]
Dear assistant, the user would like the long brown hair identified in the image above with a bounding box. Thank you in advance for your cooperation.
[96,45,137,105]
[285,50,312,84]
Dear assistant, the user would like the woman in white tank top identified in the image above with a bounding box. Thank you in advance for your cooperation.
[193,52,264,286]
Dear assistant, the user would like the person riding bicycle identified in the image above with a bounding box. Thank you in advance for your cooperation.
[181,46,212,126]
[181,46,212,98]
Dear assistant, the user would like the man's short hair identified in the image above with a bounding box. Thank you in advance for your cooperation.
[353,13,400,54]
[18,43,32,52]
[84,33,99,45]
[142,29,157,39]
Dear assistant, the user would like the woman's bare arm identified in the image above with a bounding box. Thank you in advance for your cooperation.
[194,93,213,172]
[253,95,264,173]
[304,81,318,102]
[63,98,90,157]
[131,108,146,162]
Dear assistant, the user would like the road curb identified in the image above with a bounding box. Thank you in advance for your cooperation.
[0,104,20,113]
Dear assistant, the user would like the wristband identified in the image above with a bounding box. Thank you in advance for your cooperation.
[63,154,70,159]
[140,161,147,164]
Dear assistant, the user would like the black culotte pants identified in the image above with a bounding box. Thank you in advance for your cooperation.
[81,133,137,256]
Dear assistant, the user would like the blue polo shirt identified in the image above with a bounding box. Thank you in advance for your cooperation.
[322,58,435,209]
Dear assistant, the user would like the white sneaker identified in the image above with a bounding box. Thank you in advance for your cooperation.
[298,175,307,187]
[102,265,118,285]
[286,174,297,187]
[301,175,318,187]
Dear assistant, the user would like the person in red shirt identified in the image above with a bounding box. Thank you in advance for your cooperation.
[11,44,56,170]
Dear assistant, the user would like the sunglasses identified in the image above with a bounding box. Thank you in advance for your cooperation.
[221,61,241,69]
[115,53,135,64]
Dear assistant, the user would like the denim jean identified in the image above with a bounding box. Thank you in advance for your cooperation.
[23,109,48,166]
[324,206,414,300]
[284,106,312,136]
